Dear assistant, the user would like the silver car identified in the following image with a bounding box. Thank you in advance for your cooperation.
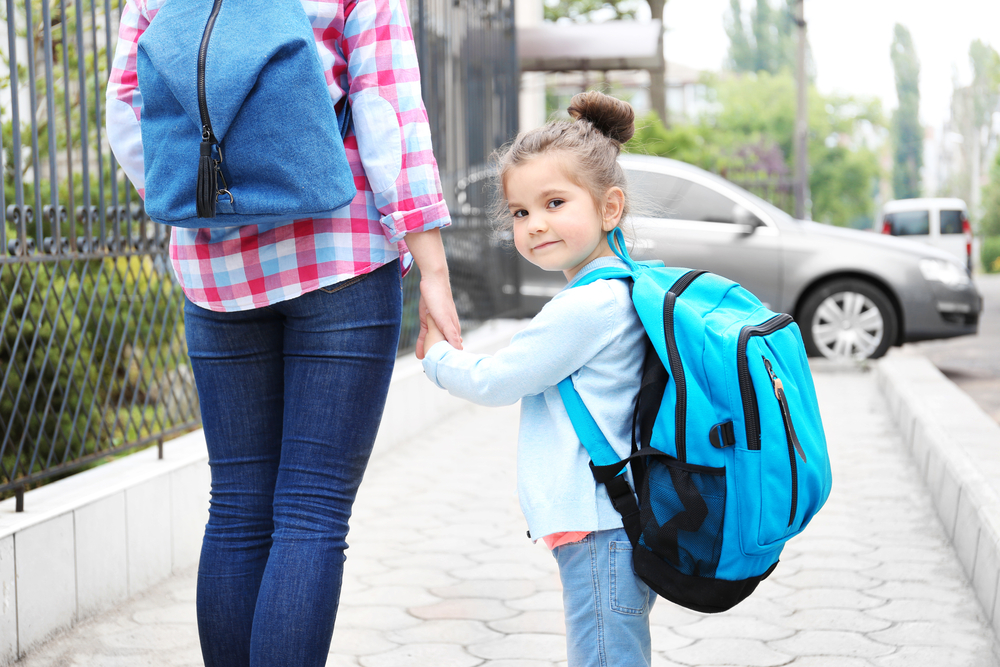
[517,154,982,361]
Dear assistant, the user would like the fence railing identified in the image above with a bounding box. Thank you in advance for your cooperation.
[0,0,520,504]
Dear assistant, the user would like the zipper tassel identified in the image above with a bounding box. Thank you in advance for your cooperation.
[763,357,806,462]
[197,138,217,218]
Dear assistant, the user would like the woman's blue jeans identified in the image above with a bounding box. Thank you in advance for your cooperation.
[184,261,402,667]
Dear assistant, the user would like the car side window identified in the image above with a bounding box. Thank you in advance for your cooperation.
[940,210,964,235]
[626,169,736,223]
[885,210,929,236]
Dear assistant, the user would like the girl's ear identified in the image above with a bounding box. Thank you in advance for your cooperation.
[602,187,625,231]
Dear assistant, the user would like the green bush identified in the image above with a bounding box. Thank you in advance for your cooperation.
[982,237,1000,274]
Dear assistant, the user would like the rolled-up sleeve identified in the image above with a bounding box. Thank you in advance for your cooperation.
[342,0,451,244]
[106,0,151,196]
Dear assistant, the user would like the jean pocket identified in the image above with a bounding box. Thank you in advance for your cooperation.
[318,271,370,294]
[609,541,649,615]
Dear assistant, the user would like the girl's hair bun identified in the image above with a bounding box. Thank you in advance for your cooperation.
[567,91,635,144]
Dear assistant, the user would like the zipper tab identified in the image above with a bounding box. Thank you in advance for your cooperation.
[762,356,806,463]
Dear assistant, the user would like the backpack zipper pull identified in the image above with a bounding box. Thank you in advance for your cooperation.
[763,357,806,463]
[197,127,217,218]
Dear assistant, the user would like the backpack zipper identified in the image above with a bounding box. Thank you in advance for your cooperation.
[736,313,794,450]
[661,270,706,462]
[196,0,230,218]
[763,355,803,526]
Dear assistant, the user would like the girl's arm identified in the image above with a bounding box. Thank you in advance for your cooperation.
[422,282,620,407]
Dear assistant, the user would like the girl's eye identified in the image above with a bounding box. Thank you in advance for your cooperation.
[512,209,527,219]
[547,199,564,209]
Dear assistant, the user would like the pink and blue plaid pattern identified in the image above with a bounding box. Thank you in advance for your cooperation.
[107,0,450,312]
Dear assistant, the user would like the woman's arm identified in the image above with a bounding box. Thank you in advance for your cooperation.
[406,229,462,357]
[342,0,461,356]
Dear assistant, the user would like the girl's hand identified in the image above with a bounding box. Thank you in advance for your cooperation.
[424,310,446,351]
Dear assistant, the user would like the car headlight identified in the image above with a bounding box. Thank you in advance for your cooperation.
[919,258,972,288]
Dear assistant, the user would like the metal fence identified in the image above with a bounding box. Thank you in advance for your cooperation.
[0,0,520,504]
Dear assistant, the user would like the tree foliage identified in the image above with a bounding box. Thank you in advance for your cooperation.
[626,71,883,228]
[543,0,640,22]
[890,23,922,199]
[982,149,1000,238]
[724,0,800,75]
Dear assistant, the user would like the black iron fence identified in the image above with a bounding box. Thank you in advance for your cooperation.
[0,0,520,503]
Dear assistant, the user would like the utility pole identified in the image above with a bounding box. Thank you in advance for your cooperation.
[794,0,809,219]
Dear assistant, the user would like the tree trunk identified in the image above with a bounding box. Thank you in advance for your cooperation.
[647,0,667,126]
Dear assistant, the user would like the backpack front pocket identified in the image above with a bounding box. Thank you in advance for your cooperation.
[637,457,726,578]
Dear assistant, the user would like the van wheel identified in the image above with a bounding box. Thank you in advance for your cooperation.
[799,279,898,361]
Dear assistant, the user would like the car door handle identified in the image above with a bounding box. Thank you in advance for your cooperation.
[632,238,656,251]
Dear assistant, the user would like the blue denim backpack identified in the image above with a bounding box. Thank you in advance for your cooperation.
[136,0,355,228]
[558,228,832,613]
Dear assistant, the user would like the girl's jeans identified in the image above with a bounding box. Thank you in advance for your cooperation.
[552,528,655,667]
[184,261,402,667]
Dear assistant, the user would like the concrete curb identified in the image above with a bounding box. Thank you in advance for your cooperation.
[875,352,1000,639]
[0,318,528,664]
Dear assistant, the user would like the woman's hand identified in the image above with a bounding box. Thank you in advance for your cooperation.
[406,228,463,359]
[424,310,446,351]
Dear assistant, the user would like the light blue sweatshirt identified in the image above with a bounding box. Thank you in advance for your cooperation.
[422,256,646,540]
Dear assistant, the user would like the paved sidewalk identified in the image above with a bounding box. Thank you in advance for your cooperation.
[20,365,1000,666]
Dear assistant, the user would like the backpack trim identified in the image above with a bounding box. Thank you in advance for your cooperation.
[661,270,707,462]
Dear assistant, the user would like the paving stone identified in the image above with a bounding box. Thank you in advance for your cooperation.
[410,598,518,622]
[864,580,969,603]
[768,630,894,658]
[674,615,795,641]
[872,645,999,667]
[387,619,501,645]
[504,590,564,611]
[649,625,696,652]
[783,658,874,667]
[359,643,481,667]
[431,579,537,601]
[488,610,566,635]
[870,593,984,622]
[353,584,442,607]
[467,633,566,661]
[483,661,557,667]
[328,628,400,656]
[774,569,881,591]
[451,563,549,581]
[666,637,793,666]
[362,566,459,588]
[781,608,892,633]
[334,605,422,631]
[868,621,997,649]
[778,587,885,611]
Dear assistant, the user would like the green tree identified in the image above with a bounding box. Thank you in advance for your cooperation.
[724,0,798,75]
[627,71,883,227]
[890,23,922,199]
[543,0,639,22]
[982,149,1000,238]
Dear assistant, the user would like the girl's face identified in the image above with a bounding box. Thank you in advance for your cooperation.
[505,154,622,280]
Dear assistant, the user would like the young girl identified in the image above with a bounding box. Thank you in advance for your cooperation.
[422,91,654,667]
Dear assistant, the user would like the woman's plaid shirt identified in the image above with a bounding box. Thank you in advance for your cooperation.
[107,0,450,312]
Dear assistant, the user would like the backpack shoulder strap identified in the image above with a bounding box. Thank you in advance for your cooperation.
[557,378,620,467]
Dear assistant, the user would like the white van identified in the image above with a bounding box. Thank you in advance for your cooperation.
[878,198,973,271]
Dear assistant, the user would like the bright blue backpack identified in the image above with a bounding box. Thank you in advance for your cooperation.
[136,0,355,228]
[559,229,832,613]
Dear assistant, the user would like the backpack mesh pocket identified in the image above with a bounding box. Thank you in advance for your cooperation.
[638,457,726,578]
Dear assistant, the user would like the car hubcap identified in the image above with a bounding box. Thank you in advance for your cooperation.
[811,291,884,360]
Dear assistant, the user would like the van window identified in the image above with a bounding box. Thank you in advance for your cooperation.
[940,210,964,235]
[885,210,929,236]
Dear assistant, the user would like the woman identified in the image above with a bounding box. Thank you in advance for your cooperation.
[106,0,462,665]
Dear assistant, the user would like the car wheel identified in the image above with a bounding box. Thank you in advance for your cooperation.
[799,279,898,361]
